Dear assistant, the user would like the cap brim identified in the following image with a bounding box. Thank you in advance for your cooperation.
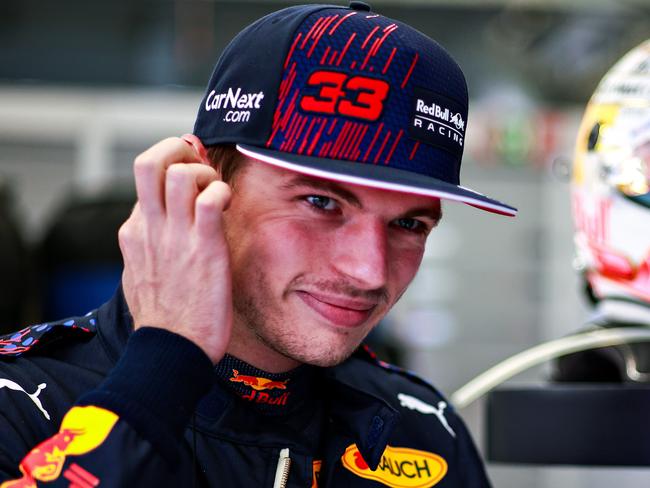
[236,144,517,217]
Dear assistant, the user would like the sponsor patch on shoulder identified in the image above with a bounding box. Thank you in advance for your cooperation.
[1,406,117,487]
[409,87,466,156]
[341,443,447,488]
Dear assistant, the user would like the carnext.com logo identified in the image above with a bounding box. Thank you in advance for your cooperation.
[204,87,265,123]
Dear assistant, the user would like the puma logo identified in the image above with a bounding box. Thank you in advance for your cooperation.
[0,378,50,420]
[397,393,455,438]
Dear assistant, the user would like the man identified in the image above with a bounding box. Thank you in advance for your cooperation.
[0,2,516,486]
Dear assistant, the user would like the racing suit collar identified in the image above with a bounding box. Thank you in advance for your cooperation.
[96,283,135,364]
[192,367,399,470]
[214,353,317,416]
[98,287,399,469]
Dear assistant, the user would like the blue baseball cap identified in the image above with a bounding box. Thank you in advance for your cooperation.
[193,2,517,216]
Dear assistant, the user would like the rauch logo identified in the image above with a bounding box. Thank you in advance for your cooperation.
[341,444,447,488]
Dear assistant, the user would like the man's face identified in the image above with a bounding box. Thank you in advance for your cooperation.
[222,159,441,370]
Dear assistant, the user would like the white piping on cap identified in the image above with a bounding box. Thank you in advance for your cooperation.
[236,144,516,217]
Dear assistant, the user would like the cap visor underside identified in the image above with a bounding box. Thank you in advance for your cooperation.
[237,144,517,217]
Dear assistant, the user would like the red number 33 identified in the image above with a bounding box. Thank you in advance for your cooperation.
[299,71,389,122]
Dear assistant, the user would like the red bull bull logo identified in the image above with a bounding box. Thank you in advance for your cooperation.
[229,369,291,406]
[229,369,289,391]
[0,406,118,488]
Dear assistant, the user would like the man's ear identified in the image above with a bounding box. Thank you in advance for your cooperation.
[181,133,213,168]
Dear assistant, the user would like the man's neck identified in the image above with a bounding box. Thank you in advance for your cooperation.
[226,322,301,373]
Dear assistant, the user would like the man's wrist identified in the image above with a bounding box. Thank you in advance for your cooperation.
[78,327,215,461]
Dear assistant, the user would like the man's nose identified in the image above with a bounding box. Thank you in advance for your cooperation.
[331,218,389,290]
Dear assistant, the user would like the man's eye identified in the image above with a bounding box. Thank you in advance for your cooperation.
[305,195,338,211]
[395,218,427,234]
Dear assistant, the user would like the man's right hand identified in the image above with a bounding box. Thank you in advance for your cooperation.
[118,136,233,364]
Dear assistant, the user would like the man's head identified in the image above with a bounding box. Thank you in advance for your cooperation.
[194,2,516,369]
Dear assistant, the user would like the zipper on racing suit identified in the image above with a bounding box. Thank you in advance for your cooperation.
[273,448,291,488]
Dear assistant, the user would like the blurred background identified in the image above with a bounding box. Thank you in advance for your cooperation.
[1,0,649,486]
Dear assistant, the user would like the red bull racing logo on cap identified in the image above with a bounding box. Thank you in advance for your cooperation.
[341,444,447,488]
[409,86,466,153]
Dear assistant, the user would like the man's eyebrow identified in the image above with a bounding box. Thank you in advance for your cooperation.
[280,175,362,207]
[280,174,442,223]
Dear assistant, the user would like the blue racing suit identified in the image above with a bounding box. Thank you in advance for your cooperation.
[0,288,491,487]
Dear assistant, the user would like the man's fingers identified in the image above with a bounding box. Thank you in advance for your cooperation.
[195,181,232,238]
[133,137,211,218]
[181,134,210,164]
[118,203,145,260]
[165,164,219,225]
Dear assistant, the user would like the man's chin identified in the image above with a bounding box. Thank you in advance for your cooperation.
[299,353,354,368]
[284,341,363,368]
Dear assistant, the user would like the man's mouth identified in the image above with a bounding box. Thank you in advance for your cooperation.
[294,291,375,328]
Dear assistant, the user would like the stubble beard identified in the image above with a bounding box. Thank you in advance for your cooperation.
[231,267,370,368]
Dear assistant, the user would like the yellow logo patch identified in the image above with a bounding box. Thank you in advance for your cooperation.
[0,405,118,488]
[341,444,447,488]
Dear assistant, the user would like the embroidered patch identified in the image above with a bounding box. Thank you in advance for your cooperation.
[408,86,466,157]
[1,406,117,487]
[229,369,291,406]
[229,369,289,391]
[341,444,447,488]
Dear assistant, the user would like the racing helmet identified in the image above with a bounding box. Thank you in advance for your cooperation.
[572,40,650,308]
